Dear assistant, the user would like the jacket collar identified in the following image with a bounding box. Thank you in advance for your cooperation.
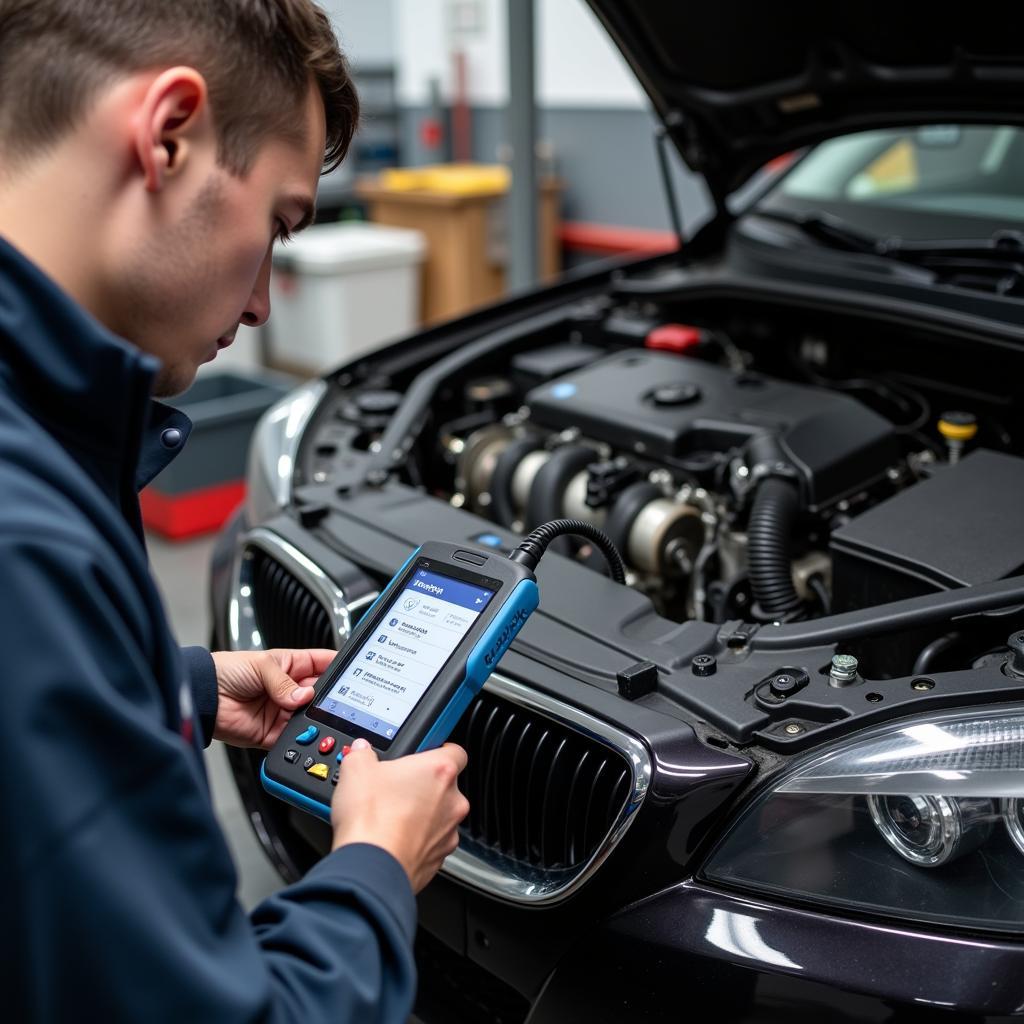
[0,234,191,501]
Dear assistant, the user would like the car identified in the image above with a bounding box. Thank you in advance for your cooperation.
[209,7,1024,1022]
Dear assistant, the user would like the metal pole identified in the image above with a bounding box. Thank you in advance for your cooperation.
[507,0,538,290]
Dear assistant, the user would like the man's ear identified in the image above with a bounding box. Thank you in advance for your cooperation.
[134,67,209,193]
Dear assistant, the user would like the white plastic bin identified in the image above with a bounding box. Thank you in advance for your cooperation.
[268,222,425,373]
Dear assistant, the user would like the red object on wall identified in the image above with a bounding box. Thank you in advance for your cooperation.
[420,117,444,150]
[558,221,678,256]
[140,479,247,540]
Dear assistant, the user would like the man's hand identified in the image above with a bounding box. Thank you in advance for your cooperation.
[210,649,335,749]
[331,739,470,893]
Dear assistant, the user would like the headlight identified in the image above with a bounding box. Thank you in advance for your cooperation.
[704,706,1024,934]
[1004,797,1024,855]
[246,379,327,523]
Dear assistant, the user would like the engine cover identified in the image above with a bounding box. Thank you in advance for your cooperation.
[525,350,898,509]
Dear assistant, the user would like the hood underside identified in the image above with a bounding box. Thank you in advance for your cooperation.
[586,2,1024,199]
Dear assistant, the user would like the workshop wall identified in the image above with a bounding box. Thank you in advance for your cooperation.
[322,0,711,240]
[393,0,711,236]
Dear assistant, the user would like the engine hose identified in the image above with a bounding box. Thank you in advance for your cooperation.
[912,631,963,676]
[747,476,804,619]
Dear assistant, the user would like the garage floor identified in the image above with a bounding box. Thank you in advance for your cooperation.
[147,532,284,910]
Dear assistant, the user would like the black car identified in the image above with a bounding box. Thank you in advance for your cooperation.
[210,7,1024,1021]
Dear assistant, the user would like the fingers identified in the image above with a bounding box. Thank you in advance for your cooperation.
[270,648,337,685]
[439,742,468,774]
[260,651,317,708]
[444,828,462,856]
[335,737,378,774]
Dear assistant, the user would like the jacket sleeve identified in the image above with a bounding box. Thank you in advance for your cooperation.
[1,533,418,1024]
[181,645,219,747]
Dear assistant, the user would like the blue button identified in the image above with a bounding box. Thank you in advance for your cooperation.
[336,750,344,763]
[295,725,319,745]
[476,533,503,548]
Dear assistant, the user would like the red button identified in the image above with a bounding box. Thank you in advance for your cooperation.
[645,323,703,355]
[318,736,336,755]
[342,745,352,756]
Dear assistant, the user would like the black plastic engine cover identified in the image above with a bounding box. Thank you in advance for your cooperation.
[525,351,897,509]
[831,448,1024,606]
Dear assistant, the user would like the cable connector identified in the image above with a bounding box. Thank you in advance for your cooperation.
[509,518,626,584]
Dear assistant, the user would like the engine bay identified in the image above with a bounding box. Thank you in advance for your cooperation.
[304,278,1024,691]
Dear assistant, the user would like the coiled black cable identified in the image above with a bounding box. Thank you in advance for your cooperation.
[509,518,626,584]
[747,477,803,619]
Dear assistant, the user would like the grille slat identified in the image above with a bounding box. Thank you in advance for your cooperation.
[605,768,630,845]
[451,694,633,873]
[490,711,521,854]
[581,757,610,856]
[563,749,591,866]
[539,737,569,866]
[524,728,552,865]
[507,719,534,860]
[474,704,504,839]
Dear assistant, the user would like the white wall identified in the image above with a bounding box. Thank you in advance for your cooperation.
[395,0,647,109]
[321,0,397,67]
[538,1,645,108]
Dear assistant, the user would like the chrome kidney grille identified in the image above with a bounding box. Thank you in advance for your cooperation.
[233,530,651,903]
[251,549,336,650]
[452,691,632,870]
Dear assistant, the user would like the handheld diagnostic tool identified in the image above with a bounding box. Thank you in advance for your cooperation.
[261,540,539,820]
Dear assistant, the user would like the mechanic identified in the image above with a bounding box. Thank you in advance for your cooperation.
[0,1,470,1020]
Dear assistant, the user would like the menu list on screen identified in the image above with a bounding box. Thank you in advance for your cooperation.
[316,567,496,741]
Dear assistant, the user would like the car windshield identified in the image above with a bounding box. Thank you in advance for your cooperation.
[757,125,1024,242]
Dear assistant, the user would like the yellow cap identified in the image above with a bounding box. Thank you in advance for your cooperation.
[938,414,978,442]
[379,163,510,196]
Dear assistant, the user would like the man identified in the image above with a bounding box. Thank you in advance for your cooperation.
[0,1,469,1020]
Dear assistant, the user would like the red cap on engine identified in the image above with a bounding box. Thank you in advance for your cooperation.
[645,323,704,355]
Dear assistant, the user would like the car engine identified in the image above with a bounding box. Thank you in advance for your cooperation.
[313,289,1024,683]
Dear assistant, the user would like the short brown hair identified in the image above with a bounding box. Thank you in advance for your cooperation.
[0,0,359,174]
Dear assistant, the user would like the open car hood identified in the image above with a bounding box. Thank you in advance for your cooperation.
[586,2,1024,202]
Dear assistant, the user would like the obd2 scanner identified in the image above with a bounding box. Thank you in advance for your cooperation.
[261,520,626,821]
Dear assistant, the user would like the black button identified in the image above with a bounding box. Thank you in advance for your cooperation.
[160,427,183,449]
[770,673,799,698]
[651,383,701,407]
[284,749,299,764]
[330,768,341,786]
[302,755,315,771]
[453,549,487,566]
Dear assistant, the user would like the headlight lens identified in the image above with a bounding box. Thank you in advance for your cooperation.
[1004,797,1024,855]
[704,706,1024,934]
[246,379,327,523]
[866,794,993,867]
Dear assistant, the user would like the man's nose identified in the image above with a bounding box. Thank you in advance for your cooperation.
[241,249,273,328]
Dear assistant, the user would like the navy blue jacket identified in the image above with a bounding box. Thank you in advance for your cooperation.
[0,236,417,1021]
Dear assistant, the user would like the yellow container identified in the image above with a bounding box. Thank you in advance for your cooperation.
[378,163,511,196]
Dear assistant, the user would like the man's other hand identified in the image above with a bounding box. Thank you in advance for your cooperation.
[332,740,470,893]
[210,649,335,749]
